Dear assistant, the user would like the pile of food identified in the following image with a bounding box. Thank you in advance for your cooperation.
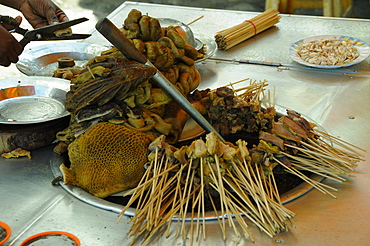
[296,37,360,66]
[116,81,362,245]
[53,9,206,153]
[52,9,364,246]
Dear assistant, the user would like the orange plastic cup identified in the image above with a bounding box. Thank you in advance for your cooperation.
[20,231,80,246]
[0,221,12,245]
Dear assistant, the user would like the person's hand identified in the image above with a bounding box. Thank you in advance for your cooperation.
[19,0,69,28]
[0,16,23,66]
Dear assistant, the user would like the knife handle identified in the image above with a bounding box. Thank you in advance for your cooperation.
[95,18,147,64]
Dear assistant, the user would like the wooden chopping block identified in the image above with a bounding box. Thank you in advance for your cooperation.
[0,116,70,154]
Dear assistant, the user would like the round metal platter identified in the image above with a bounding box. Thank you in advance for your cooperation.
[289,35,370,69]
[194,33,217,63]
[0,76,70,124]
[50,105,325,219]
[16,42,109,76]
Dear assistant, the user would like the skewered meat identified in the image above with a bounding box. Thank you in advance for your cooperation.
[202,86,275,136]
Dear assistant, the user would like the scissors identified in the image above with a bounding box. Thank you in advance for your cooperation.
[0,15,91,47]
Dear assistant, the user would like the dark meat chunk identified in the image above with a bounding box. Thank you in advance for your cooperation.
[259,131,285,150]
[273,122,302,143]
[281,116,308,139]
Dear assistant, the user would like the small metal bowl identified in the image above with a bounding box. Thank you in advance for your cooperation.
[157,18,203,50]
[0,76,70,124]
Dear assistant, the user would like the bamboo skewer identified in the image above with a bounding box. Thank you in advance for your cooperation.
[206,161,227,239]
[285,143,356,171]
[302,139,361,166]
[199,158,206,240]
[273,156,338,198]
[314,129,367,153]
[286,138,360,174]
[215,9,280,50]
[165,163,183,237]
[187,15,204,26]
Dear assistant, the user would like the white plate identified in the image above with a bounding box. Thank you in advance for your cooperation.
[289,35,370,69]
[16,42,109,76]
[0,76,70,124]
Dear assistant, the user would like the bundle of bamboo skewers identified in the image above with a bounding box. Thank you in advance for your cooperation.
[215,9,281,50]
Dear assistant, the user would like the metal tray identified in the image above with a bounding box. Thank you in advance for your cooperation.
[0,76,70,124]
[16,42,109,76]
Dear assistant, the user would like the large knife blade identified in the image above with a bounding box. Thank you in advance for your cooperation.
[95,18,224,141]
